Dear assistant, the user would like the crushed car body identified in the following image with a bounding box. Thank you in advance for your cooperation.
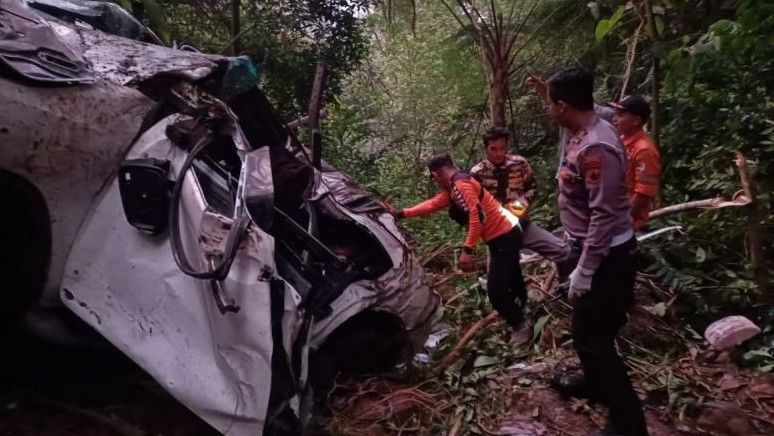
[0,0,439,434]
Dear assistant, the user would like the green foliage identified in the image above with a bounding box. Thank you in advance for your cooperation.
[164,0,368,118]
[594,4,626,42]
[113,0,171,43]
[656,0,774,321]
[324,1,773,358]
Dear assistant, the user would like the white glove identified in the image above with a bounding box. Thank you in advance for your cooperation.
[568,266,594,301]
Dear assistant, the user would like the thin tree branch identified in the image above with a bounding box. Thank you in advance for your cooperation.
[506,0,542,50]
[620,17,645,98]
[507,3,564,70]
[440,0,470,31]
[466,0,498,51]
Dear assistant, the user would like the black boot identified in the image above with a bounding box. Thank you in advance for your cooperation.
[550,372,603,402]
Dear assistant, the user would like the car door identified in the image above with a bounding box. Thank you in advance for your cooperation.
[60,114,285,435]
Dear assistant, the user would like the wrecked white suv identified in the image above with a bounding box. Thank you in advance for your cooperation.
[0,0,439,434]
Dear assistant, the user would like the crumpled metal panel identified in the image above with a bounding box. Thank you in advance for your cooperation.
[28,0,162,44]
[0,0,95,83]
[309,171,440,349]
[60,117,278,434]
[0,75,154,306]
[47,19,220,85]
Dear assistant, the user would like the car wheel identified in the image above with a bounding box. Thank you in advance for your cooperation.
[0,170,51,324]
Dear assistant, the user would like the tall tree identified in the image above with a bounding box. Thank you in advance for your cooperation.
[440,0,559,127]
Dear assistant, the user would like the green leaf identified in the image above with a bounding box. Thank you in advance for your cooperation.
[113,0,133,10]
[594,6,625,42]
[595,19,613,42]
[743,349,773,364]
[655,16,665,36]
[140,0,171,44]
[532,315,550,342]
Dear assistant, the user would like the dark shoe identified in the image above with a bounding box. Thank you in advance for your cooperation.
[509,322,532,347]
[550,372,602,402]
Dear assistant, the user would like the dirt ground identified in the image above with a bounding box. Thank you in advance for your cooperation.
[0,324,218,436]
[325,260,774,436]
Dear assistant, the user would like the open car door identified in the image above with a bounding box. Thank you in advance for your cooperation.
[60,110,281,434]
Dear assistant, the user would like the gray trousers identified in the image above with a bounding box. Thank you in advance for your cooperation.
[521,221,579,281]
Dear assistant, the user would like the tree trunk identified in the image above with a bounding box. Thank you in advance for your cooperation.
[489,58,509,128]
[231,0,241,55]
[643,0,660,145]
[735,153,769,298]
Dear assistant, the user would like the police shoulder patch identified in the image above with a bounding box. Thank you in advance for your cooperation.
[582,154,602,185]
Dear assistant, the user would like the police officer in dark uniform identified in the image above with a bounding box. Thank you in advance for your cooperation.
[543,65,648,436]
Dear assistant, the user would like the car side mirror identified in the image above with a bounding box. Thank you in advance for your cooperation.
[118,158,171,235]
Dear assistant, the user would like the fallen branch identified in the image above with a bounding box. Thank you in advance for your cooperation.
[735,152,769,296]
[286,108,329,129]
[422,243,455,267]
[543,265,558,295]
[649,152,757,220]
[433,271,476,289]
[433,312,500,373]
[648,196,749,220]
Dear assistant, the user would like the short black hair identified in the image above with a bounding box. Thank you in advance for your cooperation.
[426,153,455,172]
[482,127,509,146]
[547,65,595,111]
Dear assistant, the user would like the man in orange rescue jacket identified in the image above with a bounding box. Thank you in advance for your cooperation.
[608,95,661,231]
[389,153,531,345]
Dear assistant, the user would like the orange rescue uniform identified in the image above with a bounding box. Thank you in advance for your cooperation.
[402,177,518,251]
[623,129,661,231]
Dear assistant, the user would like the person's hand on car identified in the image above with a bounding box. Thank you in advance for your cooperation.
[383,197,400,218]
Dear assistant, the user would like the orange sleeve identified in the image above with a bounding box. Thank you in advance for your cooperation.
[454,180,482,250]
[401,191,450,218]
[632,147,661,197]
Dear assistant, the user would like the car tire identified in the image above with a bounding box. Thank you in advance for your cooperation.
[0,170,51,325]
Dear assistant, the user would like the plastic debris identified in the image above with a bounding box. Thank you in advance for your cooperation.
[704,315,761,350]
[413,353,432,364]
[424,327,451,350]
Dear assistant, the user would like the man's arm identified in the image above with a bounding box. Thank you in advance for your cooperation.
[519,159,538,206]
[399,192,450,219]
[577,144,627,273]
[525,74,549,106]
[454,180,483,253]
[631,147,661,198]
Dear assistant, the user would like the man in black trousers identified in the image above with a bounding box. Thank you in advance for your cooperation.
[541,65,648,436]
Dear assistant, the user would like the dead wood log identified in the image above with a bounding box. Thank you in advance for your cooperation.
[735,152,768,296]
[286,108,329,129]
[433,312,499,373]
[648,196,750,220]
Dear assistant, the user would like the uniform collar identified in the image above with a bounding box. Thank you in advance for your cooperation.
[571,114,600,140]
[486,156,511,168]
[621,128,646,147]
